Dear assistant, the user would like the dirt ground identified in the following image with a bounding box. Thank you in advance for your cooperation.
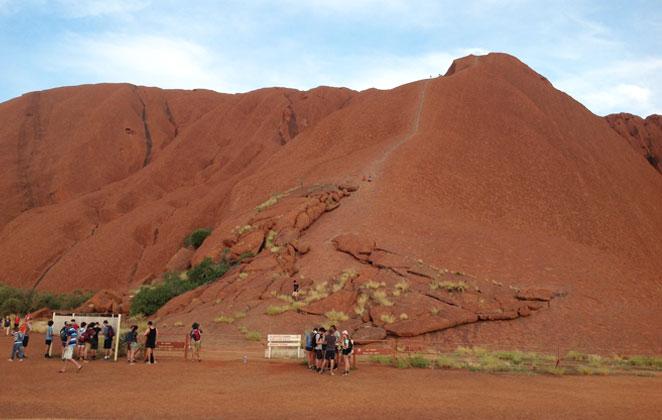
[1,334,661,420]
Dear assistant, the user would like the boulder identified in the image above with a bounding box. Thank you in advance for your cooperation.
[368,250,412,273]
[273,226,300,246]
[352,325,386,342]
[165,247,195,272]
[384,309,478,336]
[332,234,375,262]
[230,229,265,259]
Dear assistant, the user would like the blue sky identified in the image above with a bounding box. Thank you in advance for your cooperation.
[1,0,661,116]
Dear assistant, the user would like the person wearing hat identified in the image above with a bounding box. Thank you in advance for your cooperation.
[340,330,353,376]
[19,316,32,358]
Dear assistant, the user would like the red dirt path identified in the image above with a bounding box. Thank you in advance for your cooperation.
[1,335,660,420]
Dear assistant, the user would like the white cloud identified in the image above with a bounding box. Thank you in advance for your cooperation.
[52,33,232,91]
[55,0,149,18]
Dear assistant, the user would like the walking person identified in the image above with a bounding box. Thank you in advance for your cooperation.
[59,322,82,373]
[102,320,115,360]
[292,280,299,301]
[340,330,353,376]
[143,321,157,364]
[125,325,139,364]
[44,320,54,358]
[4,316,10,336]
[8,326,24,362]
[13,315,19,329]
[189,323,203,362]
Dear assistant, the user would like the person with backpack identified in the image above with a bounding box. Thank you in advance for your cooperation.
[321,327,337,375]
[102,320,115,360]
[125,325,139,364]
[89,322,101,360]
[76,322,87,360]
[340,330,353,376]
[59,322,69,360]
[304,328,317,369]
[189,323,203,362]
[44,320,54,358]
[59,323,82,373]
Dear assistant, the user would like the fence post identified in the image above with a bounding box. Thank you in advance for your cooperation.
[392,340,397,366]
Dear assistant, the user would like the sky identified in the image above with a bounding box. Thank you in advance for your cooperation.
[1,0,661,116]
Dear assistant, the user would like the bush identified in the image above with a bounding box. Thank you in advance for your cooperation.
[407,354,431,368]
[183,228,212,249]
[187,257,231,287]
[246,332,261,341]
[214,316,234,323]
[325,310,349,322]
[0,283,93,316]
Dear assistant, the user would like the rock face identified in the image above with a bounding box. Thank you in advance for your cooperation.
[2,53,662,351]
[606,113,662,174]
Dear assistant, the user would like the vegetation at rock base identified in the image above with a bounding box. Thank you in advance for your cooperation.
[0,283,93,316]
[183,228,213,249]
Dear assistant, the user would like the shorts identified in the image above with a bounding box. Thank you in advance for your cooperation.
[46,339,52,345]
[325,350,336,360]
[104,338,112,349]
[90,341,99,350]
[315,349,324,360]
[192,341,201,351]
[130,342,138,351]
[342,349,351,356]
[14,323,19,328]
[145,340,156,349]
[63,346,74,360]
[22,336,29,347]
[305,346,313,352]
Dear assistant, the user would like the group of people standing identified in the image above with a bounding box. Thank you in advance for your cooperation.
[304,325,353,376]
[7,314,32,362]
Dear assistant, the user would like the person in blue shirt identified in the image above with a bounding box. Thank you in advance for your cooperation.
[8,327,24,362]
[44,320,54,359]
[59,322,82,373]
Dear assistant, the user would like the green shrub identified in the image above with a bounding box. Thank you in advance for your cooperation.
[566,350,587,361]
[187,257,231,287]
[380,314,396,324]
[267,305,289,315]
[373,290,393,306]
[246,332,261,341]
[369,355,392,364]
[627,356,662,369]
[234,312,247,319]
[214,316,234,323]
[325,310,349,322]
[407,354,431,368]
[436,357,461,369]
[0,283,93,316]
[183,228,212,249]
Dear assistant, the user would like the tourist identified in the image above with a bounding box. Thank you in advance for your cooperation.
[330,325,341,370]
[144,321,157,364]
[304,328,317,369]
[59,321,69,359]
[59,323,82,373]
[89,322,101,360]
[292,280,299,301]
[125,325,139,364]
[13,315,19,329]
[19,316,31,358]
[44,320,54,358]
[3,316,10,336]
[189,323,203,362]
[321,327,337,375]
[76,322,87,360]
[102,320,115,360]
[315,327,326,372]
[340,330,353,376]
[8,326,24,362]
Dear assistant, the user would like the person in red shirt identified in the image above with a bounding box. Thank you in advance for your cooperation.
[13,316,19,329]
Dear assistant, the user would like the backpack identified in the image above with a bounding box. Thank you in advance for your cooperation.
[347,339,353,352]
[124,331,133,343]
[59,326,68,342]
[190,329,200,342]
[106,325,115,338]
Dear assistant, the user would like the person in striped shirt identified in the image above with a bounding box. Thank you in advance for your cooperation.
[59,322,82,373]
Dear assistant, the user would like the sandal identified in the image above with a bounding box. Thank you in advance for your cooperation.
[77,365,83,373]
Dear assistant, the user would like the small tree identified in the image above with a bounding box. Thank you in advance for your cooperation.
[183,228,213,249]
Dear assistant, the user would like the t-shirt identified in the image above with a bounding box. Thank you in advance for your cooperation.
[46,326,53,341]
[325,333,337,350]
[67,328,77,347]
[92,327,101,343]
[314,333,324,350]
[13,331,25,344]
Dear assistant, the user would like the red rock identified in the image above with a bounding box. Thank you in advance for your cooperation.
[384,309,478,336]
[299,290,358,316]
[230,229,265,259]
[165,247,195,272]
[332,234,375,262]
[274,226,300,246]
[352,325,386,342]
[517,288,555,301]
[368,250,412,271]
